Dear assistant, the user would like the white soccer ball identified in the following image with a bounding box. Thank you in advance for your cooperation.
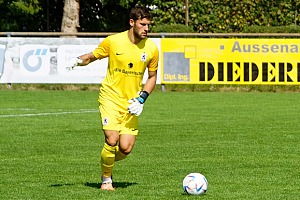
[183,173,208,195]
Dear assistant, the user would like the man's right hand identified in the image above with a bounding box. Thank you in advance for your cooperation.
[66,57,83,71]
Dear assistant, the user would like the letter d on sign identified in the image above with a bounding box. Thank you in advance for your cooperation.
[199,62,215,82]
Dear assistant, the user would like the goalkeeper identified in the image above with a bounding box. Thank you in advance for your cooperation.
[69,5,159,191]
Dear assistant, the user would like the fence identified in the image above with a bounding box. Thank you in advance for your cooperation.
[2,32,300,37]
[1,32,300,86]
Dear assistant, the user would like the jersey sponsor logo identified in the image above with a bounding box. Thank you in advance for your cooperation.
[114,67,143,76]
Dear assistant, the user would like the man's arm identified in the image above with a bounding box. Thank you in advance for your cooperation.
[128,70,157,116]
[142,70,157,94]
[67,52,97,71]
[77,52,97,66]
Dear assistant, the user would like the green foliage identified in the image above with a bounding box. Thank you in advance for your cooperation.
[187,0,300,33]
[146,0,186,27]
[10,0,40,15]
[0,0,300,33]
[151,24,194,33]
[0,0,41,31]
[244,25,300,33]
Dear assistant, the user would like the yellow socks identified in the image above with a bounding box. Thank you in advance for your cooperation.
[115,145,127,161]
[100,143,128,182]
[101,143,116,179]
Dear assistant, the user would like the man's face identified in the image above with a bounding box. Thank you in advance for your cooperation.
[131,18,151,39]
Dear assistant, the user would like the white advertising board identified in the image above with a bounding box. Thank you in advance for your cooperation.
[0,38,161,84]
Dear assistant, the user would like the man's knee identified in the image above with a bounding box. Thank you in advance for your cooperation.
[119,143,134,155]
[104,130,119,146]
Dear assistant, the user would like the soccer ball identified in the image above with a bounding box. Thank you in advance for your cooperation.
[183,173,208,195]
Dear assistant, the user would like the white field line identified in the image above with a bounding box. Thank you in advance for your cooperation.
[0,109,98,118]
[0,108,36,111]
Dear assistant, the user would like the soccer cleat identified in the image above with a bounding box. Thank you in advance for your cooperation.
[100,182,115,191]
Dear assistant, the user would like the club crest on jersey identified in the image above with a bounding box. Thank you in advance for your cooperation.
[141,53,147,62]
[103,118,109,126]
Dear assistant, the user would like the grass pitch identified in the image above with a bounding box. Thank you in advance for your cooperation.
[0,89,299,199]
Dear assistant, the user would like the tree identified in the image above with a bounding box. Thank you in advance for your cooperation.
[61,0,80,34]
[79,0,133,32]
[0,0,41,31]
[0,0,300,33]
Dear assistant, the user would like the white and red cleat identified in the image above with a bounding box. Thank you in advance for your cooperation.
[100,182,115,191]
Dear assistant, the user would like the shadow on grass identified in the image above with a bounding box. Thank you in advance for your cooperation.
[85,181,137,189]
[49,183,75,187]
[49,181,137,189]
[181,192,208,196]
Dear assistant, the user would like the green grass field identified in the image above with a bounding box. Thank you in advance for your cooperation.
[1,89,299,199]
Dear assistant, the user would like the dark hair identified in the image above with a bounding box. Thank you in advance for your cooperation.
[129,5,151,20]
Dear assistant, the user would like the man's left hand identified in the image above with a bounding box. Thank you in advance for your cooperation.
[128,98,144,116]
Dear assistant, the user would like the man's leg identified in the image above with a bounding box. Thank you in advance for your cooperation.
[118,134,136,155]
[115,145,127,161]
[115,134,137,161]
[101,143,115,181]
[100,130,119,191]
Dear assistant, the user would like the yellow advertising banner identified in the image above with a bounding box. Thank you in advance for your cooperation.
[161,38,300,84]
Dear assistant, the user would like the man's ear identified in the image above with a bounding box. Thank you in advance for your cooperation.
[129,19,134,27]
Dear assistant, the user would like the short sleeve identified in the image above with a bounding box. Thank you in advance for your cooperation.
[148,46,159,71]
[92,37,110,59]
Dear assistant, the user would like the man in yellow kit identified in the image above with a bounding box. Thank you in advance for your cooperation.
[68,5,159,191]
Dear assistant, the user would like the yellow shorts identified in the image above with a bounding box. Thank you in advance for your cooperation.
[99,103,139,135]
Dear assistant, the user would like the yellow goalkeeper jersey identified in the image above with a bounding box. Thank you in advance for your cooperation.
[92,31,159,111]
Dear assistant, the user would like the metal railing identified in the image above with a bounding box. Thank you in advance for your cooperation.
[1,32,300,38]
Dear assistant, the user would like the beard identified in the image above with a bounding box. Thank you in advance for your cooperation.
[133,27,147,39]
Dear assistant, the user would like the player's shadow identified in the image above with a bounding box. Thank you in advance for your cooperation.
[50,183,75,187]
[85,181,137,189]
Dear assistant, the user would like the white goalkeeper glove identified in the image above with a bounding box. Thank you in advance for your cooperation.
[128,91,149,116]
[66,57,83,71]
[128,98,144,116]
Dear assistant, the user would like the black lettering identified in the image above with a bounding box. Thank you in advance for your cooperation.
[270,63,276,82]
[279,63,284,82]
[199,62,205,81]
[244,63,249,81]
[262,63,268,81]
[252,63,259,81]
[286,63,293,82]
[207,63,214,81]
[198,61,298,83]
[227,62,233,81]
[235,63,240,81]
[218,62,224,81]
[298,63,300,82]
